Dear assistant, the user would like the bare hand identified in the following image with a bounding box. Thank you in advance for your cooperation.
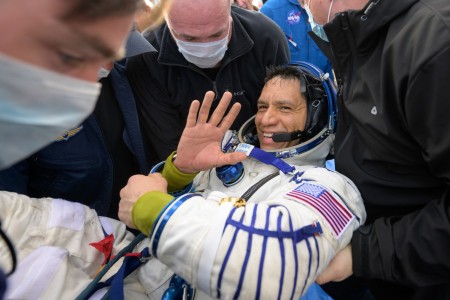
[118,174,168,228]
[316,245,353,285]
[174,91,247,173]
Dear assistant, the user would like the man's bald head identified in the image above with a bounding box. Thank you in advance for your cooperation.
[167,0,231,41]
[169,0,231,18]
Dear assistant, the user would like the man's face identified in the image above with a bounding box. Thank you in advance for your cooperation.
[0,0,133,82]
[306,0,333,25]
[307,0,369,24]
[255,77,307,150]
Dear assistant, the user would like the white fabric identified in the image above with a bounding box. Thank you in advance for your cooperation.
[49,199,85,231]
[150,156,366,299]
[0,141,365,299]
[0,192,151,299]
[197,194,234,294]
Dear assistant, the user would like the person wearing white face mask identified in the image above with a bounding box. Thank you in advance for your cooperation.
[169,19,232,69]
[0,25,157,221]
[126,0,290,167]
[0,0,169,297]
[301,0,450,299]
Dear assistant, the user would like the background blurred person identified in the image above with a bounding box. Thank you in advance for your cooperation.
[0,0,170,296]
[260,0,334,79]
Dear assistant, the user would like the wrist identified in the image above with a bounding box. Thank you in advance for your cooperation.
[131,191,174,235]
[162,152,197,192]
[172,153,193,174]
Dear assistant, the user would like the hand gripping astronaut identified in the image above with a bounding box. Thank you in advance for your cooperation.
[0,63,365,300]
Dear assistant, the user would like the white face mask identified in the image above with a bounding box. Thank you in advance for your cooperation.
[0,53,101,169]
[172,22,231,69]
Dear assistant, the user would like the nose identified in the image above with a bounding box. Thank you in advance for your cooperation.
[259,106,278,126]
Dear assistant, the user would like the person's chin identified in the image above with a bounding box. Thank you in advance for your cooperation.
[260,139,279,150]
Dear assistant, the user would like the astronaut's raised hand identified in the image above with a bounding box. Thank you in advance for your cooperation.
[118,173,169,229]
[174,91,247,174]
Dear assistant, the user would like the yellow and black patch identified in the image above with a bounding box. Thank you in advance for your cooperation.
[55,125,84,142]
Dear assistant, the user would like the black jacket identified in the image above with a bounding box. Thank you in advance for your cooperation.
[127,6,289,166]
[314,0,450,298]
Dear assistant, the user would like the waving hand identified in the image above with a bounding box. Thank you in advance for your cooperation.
[174,91,247,173]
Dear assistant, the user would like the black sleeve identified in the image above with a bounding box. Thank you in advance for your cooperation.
[126,53,186,166]
[352,46,450,287]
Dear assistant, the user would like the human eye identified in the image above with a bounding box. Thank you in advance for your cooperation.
[57,50,86,68]
[257,103,268,111]
[279,105,292,111]
[210,32,223,39]
[179,34,195,42]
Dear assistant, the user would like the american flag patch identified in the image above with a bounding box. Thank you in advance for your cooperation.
[285,182,354,238]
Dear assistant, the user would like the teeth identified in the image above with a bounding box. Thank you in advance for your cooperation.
[263,133,273,137]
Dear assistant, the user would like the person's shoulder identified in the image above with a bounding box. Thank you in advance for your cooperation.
[125,50,161,81]
[126,50,158,67]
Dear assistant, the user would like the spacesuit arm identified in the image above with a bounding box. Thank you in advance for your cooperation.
[160,151,197,193]
[147,168,366,299]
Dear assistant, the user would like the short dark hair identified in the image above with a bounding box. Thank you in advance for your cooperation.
[265,65,303,82]
[264,65,308,95]
[265,64,329,140]
[63,0,145,20]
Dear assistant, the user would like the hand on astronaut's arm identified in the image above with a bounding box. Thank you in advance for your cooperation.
[173,91,247,174]
[315,244,353,285]
[118,173,173,234]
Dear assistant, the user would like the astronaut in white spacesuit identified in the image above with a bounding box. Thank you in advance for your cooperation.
[119,62,366,299]
[0,63,365,300]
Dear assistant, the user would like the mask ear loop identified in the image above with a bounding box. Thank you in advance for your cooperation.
[327,0,335,22]
[0,222,17,276]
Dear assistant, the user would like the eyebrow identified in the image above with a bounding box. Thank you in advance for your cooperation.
[174,28,227,40]
[169,19,229,40]
[257,99,295,105]
[71,27,125,61]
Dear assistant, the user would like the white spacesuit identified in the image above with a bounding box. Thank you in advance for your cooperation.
[0,62,366,300]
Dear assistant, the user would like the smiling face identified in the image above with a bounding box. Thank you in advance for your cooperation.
[255,76,308,150]
[0,0,134,82]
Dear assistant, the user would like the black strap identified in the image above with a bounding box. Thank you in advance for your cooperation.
[240,172,279,201]
[0,221,17,276]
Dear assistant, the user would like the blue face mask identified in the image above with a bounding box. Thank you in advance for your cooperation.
[0,53,101,170]
[304,0,334,42]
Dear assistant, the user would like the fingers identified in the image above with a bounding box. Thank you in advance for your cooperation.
[186,91,239,127]
[208,91,233,126]
[197,91,215,124]
[186,100,201,128]
[219,102,241,130]
[217,151,247,167]
[315,245,353,284]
